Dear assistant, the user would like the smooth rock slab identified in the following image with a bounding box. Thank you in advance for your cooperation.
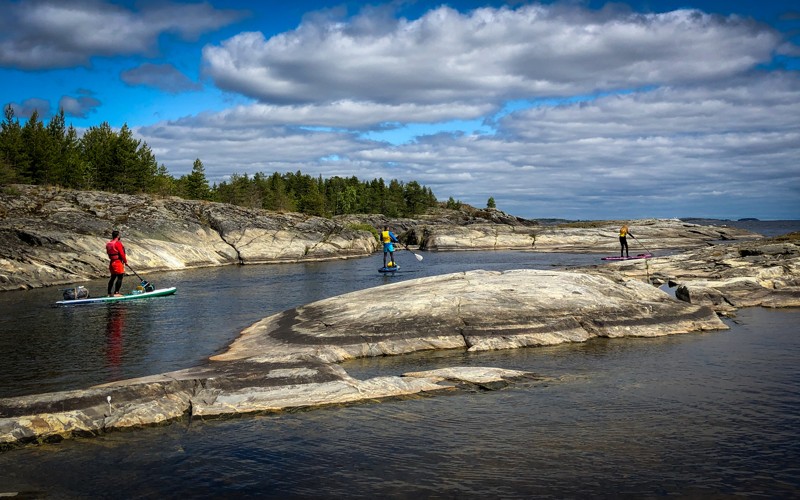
[1,269,727,449]
[596,238,800,311]
[417,218,756,252]
[213,269,727,365]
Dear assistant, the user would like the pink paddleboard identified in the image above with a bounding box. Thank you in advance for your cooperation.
[601,253,653,261]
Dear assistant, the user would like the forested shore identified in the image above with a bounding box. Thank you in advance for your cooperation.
[0,106,438,217]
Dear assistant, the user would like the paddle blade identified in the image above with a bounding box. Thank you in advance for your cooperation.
[414,253,423,261]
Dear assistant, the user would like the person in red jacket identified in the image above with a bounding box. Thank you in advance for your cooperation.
[106,230,127,296]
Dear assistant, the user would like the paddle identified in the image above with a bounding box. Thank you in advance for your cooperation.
[126,263,155,291]
[402,243,424,261]
[630,235,653,255]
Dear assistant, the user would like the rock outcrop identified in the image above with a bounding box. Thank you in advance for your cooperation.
[0,269,725,449]
[588,234,800,312]
[0,185,379,291]
[414,218,757,252]
[0,185,760,291]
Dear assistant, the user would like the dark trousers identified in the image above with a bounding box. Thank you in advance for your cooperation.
[619,236,629,256]
[108,273,124,295]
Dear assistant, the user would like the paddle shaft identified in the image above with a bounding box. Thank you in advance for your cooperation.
[630,235,652,255]
[125,263,147,283]
[402,244,424,261]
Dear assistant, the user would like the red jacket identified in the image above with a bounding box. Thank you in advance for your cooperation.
[106,238,127,273]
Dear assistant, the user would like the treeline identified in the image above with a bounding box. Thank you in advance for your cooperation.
[0,106,438,217]
[214,171,436,217]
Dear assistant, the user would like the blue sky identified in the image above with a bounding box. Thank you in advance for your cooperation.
[2,0,798,220]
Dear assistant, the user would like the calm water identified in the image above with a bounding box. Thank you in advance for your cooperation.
[1,222,799,497]
[0,250,598,399]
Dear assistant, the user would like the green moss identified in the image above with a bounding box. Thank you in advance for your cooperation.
[347,223,380,241]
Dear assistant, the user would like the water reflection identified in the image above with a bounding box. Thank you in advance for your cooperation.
[1,308,797,498]
[104,306,126,377]
[0,251,607,398]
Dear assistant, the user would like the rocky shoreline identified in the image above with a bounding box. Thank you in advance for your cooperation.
[1,184,798,450]
[1,269,729,449]
[590,233,800,312]
[0,185,378,291]
[0,184,757,291]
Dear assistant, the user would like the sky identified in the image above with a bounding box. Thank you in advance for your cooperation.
[1,0,799,220]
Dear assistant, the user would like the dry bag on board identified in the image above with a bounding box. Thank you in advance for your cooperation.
[63,286,90,300]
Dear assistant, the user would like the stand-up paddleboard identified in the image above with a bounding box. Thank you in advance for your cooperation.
[378,265,400,273]
[56,287,177,305]
[601,253,653,261]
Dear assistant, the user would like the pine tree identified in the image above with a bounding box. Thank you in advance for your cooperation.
[151,164,175,196]
[0,105,25,183]
[61,125,90,188]
[133,140,158,193]
[21,110,57,185]
[81,122,116,191]
[184,158,211,200]
[46,109,69,186]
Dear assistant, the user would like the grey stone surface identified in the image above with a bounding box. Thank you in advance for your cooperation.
[1,268,726,449]
[0,185,759,290]
[415,218,756,252]
[589,238,800,311]
[0,185,378,290]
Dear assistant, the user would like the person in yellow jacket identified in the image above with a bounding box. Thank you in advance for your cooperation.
[619,224,633,258]
[381,225,399,268]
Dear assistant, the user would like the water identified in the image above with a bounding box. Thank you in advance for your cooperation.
[0,250,599,398]
[681,218,800,238]
[1,222,799,497]
[2,307,798,497]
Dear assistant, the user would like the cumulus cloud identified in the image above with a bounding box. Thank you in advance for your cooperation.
[202,4,782,106]
[0,0,246,70]
[163,100,495,130]
[154,3,796,219]
[121,63,202,93]
[6,98,51,119]
[58,90,101,118]
[137,72,800,219]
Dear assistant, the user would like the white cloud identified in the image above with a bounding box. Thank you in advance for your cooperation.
[0,0,246,70]
[104,2,800,220]
[58,92,101,118]
[137,72,800,220]
[121,63,202,93]
[8,97,50,119]
[202,4,782,106]
[159,100,495,130]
